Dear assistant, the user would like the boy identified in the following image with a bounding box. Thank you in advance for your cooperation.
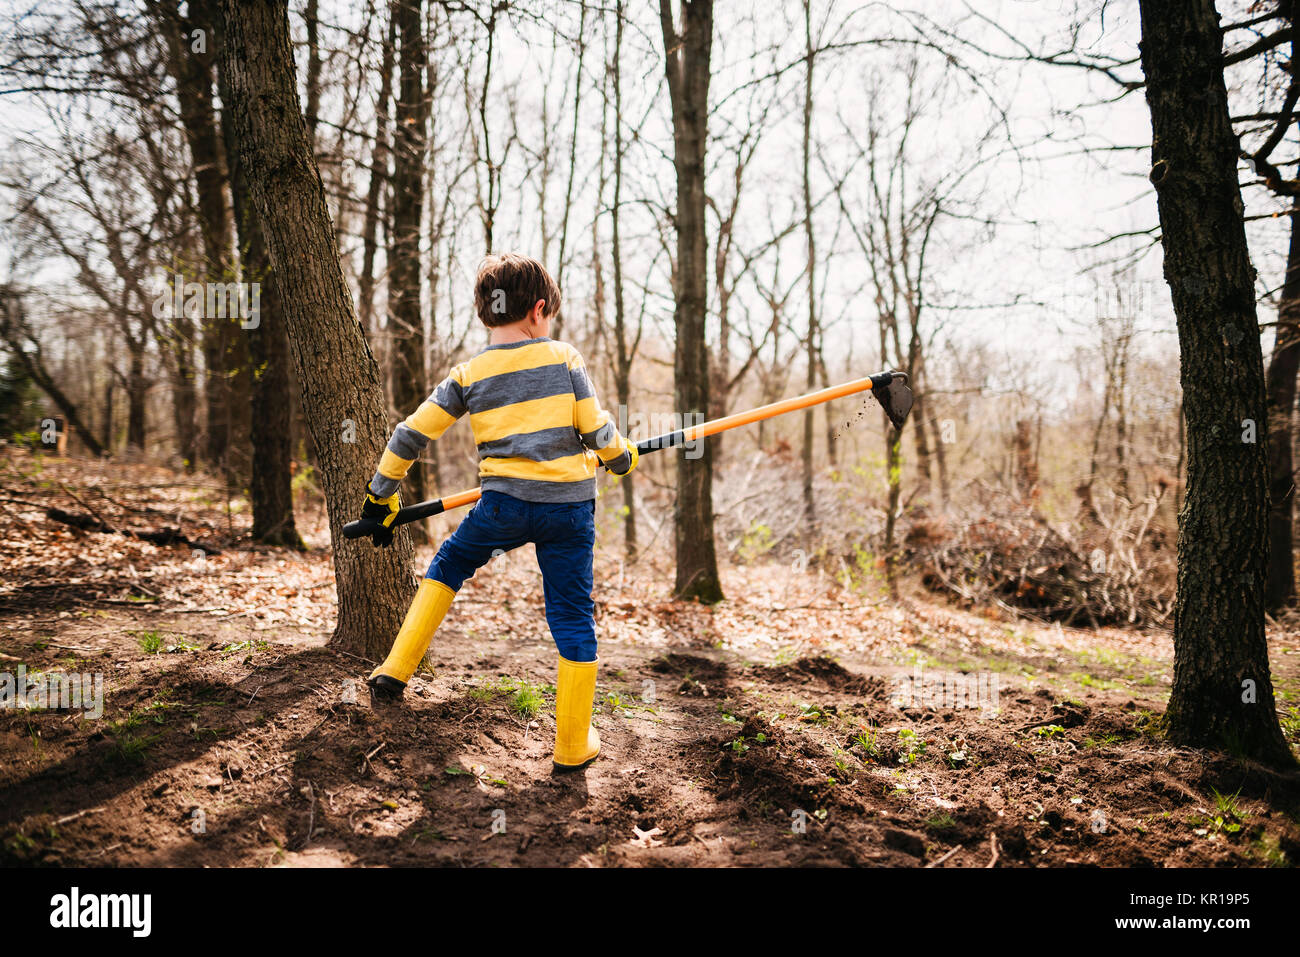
[358,253,638,771]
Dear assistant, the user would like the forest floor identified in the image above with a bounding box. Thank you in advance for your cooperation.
[2,448,1299,867]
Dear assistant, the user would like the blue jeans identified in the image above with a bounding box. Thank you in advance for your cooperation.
[426,490,598,662]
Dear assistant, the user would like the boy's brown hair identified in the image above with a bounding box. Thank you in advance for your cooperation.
[473,253,562,328]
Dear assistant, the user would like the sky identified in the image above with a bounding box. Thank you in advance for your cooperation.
[0,0,1292,419]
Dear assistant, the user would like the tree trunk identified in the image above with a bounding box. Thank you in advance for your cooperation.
[1137,0,1294,766]
[215,3,302,549]
[165,315,200,470]
[158,0,246,476]
[219,0,416,656]
[659,0,722,603]
[387,0,429,542]
[126,342,147,451]
[1013,417,1038,502]
[926,399,948,509]
[102,378,114,453]
[883,425,903,593]
[245,261,301,548]
[913,389,932,496]
[611,0,637,560]
[424,0,443,494]
[303,0,322,149]
[1115,335,1131,501]
[358,3,396,337]
[551,0,589,342]
[820,354,838,468]
[800,0,817,532]
[1265,199,1300,611]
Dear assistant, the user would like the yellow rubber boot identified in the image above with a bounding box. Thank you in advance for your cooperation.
[368,578,455,699]
[552,656,600,770]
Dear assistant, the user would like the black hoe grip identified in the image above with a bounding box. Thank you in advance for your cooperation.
[635,431,685,455]
[342,498,448,539]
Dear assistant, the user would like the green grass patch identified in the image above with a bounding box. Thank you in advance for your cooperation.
[135,631,165,655]
[509,683,545,720]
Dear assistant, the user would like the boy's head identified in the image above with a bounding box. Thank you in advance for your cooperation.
[474,253,561,329]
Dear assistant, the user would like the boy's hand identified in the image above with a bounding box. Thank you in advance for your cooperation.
[359,486,400,547]
[605,444,639,476]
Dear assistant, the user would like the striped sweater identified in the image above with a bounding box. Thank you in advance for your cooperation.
[369,337,635,503]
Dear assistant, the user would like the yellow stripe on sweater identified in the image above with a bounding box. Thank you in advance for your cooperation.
[377,448,415,481]
[467,341,573,383]
[470,393,576,443]
[574,397,629,460]
[406,400,458,440]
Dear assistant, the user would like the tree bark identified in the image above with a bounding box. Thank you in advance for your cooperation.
[157,0,248,477]
[1013,417,1038,501]
[219,0,416,656]
[611,0,637,559]
[387,0,429,541]
[551,0,589,342]
[164,312,200,470]
[102,377,114,452]
[215,2,302,549]
[913,388,932,495]
[125,341,148,451]
[358,3,396,337]
[659,0,722,603]
[1137,0,1294,765]
[303,0,322,149]
[926,399,948,509]
[800,0,818,535]
[1264,199,1300,611]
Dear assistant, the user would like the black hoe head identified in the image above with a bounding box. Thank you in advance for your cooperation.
[869,370,914,431]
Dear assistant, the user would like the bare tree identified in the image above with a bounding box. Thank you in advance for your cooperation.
[659,0,723,603]
[357,1,397,337]
[607,0,645,556]
[1138,0,1293,766]
[152,0,250,478]
[214,2,301,547]
[219,0,415,656]
[387,0,430,540]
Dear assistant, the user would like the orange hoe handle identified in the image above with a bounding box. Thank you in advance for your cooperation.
[682,372,893,444]
[343,369,909,537]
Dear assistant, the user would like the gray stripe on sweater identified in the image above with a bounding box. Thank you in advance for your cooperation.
[477,425,584,462]
[387,421,430,460]
[580,420,616,450]
[569,364,595,401]
[604,449,633,474]
[465,363,572,412]
[429,376,467,418]
[368,472,399,498]
[480,474,596,503]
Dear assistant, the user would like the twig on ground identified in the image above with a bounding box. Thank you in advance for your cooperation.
[926,844,963,868]
[54,806,106,826]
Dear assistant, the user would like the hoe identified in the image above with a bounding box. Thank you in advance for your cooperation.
[344,369,913,543]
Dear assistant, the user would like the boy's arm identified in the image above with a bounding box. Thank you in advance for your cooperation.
[568,348,638,475]
[368,369,468,498]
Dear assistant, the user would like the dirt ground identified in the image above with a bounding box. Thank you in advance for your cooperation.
[2,449,1299,867]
